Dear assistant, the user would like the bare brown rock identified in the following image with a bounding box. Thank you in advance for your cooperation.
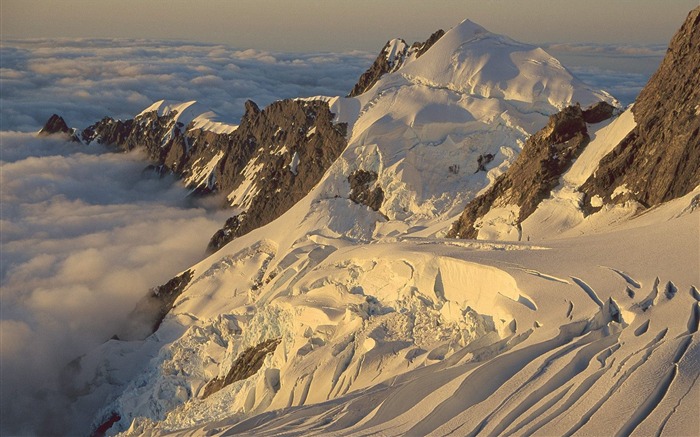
[38,114,80,141]
[348,169,384,211]
[447,105,596,239]
[580,6,700,210]
[201,338,282,399]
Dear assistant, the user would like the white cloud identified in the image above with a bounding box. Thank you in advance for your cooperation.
[0,133,234,434]
[0,38,374,132]
[543,43,664,105]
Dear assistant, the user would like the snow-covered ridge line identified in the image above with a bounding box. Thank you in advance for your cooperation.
[137,99,238,135]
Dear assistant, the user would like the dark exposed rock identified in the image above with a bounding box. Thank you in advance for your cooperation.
[38,114,79,141]
[121,269,194,339]
[207,214,244,253]
[448,104,609,239]
[580,7,700,211]
[80,117,134,147]
[348,39,408,98]
[201,338,282,399]
[348,169,384,211]
[205,99,348,253]
[412,29,446,58]
[582,101,617,124]
[475,153,495,173]
[347,29,445,97]
[45,98,348,254]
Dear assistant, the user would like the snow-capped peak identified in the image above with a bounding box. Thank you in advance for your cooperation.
[383,19,614,111]
[137,100,237,134]
[384,38,409,69]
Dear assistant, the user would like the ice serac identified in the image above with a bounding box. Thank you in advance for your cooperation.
[347,29,445,97]
[581,6,700,210]
[447,102,616,239]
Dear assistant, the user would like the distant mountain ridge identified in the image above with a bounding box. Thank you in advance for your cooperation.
[41,18,614,252]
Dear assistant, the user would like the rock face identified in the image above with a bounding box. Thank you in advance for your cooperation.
[348,169,384,211]
[448,104,613,239]
[121,270,194,339]
[38,114,79,141]
[205,99,348,252]
[201,338,282,399]
[47,98,348,253]
[347,29,444,97]
[580,7,700,210]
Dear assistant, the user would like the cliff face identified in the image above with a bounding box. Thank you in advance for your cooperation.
[38,114,80,141]
[447,103,614,239]
[580,7,700,210]
[206,99,347,252]
[449,7,700,240]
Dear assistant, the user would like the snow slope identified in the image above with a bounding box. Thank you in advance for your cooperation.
[59,18,700,437]
[315,19,616,225]
[87,173,699,436]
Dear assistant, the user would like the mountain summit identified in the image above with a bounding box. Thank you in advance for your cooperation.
[449,7,700,241]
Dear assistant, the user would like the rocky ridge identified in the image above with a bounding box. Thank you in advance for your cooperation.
[347,29,445,97]
[580,6,700,210]
[447,102,615,239]
[40,99,348,253]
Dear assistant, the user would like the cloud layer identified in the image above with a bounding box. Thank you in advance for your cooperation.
[544,43,664,105]
[0,133,234,434]
[1,38,374,131]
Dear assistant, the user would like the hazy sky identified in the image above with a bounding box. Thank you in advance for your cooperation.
[2,0,697,51]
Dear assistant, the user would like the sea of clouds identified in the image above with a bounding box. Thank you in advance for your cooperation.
[0,38,373,435]
[0,37,663,434]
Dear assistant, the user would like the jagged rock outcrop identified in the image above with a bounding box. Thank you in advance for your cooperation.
[80,117,134,148]
[412,29,446,58]
[347,29,444,97]
[201,338,282,399]
[348,169,384,211]
[205,99,348,252]
[580,6,700,210]
[38,114,80,141]
[582,101,617,124]
[448,104,613,239]
[475,153,495,173]
[45,98,348,253]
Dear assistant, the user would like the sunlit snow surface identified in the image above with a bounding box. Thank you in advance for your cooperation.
[60,20,699,437]
[2,23,695,437]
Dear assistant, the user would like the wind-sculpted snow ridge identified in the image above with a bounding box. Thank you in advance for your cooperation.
[77,185,698,436]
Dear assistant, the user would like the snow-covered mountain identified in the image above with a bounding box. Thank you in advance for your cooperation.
[41,9,699,437]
